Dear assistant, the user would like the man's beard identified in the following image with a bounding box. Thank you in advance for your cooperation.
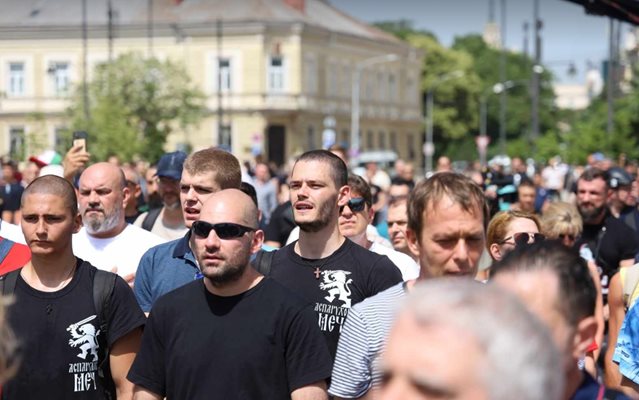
[204,255,250,286]
[578,203,606,224]
[85,204,123,235]
[296,199,336,233]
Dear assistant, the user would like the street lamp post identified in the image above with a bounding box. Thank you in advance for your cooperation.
[482,80,526,160]
[424,70,464,174]
[350,54,398,162]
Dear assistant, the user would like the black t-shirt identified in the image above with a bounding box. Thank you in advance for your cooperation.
[128,278,332,400]
[264,201,295,246]
[576,212,639,293]
[270,239,403,357]
[3,259,146,400]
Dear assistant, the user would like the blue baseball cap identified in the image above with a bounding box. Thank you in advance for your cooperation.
[155,151,187,180]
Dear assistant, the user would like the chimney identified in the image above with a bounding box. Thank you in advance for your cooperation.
[283,0,305,13]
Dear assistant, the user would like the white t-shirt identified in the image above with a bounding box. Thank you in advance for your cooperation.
[369,241,419,281]
[72,224,166,277]
[133,208,188,241]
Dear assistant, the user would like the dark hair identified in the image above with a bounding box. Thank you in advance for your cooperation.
[491,241,596,327]
[294,149,348,188]
[23,175,78,216]
[347,174,372,207]
[183,148,241,189]
[578,167,609,189]
[407,172,489,238]
[239,181,258,208]
[518,179,535,189]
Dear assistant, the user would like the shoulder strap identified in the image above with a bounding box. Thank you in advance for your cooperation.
[92,268,117,399]
[252,250,276,276]
[0,268,21,296]
[141,207,163,232]
[624,212,637,232]
[0,238,15,265]
[623,264,639,311]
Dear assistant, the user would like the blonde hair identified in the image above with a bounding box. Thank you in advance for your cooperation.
[541,202,582,240]
[486,210,541,250]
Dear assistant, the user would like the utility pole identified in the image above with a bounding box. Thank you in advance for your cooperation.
[82,0,89,122]
[107,0,114,62]
[147,0,153,57]
[499,0,507,155]
[607,17,615,135]
[217,18,224,147]
[523,21,529,59]
[531,0,541,149]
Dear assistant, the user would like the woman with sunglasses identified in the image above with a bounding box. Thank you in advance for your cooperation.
[486,210,544,263]
[541,201,604,380]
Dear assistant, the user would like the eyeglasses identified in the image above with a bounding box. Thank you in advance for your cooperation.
[191,221,256,240]
[499,232,545,247]
[341,197,367,213]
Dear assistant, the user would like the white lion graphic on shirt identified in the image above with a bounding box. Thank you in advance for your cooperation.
[67,315,100,361]
[319,270,353,308]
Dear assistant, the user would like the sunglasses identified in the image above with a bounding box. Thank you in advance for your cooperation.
[191,221,256,240]
[499,232,545,247]
[341,197,367,213]
[558,233,578,241]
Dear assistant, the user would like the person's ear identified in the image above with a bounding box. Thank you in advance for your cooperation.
[121,186,131,208]
[251,230,265,255]
[489,243,502,261]
[73,212,82,234]
[337,185,350,207]
[571,316,598,361]
[406,228,420,258]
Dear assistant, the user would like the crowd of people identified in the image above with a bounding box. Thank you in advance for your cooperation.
[0,142,637,399]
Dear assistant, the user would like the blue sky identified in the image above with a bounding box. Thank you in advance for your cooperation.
[331,0,626,84]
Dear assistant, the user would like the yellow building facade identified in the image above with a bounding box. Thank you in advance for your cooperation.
[0,0,423,167]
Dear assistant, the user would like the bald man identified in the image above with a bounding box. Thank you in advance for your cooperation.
[73,162,165,282]
[128,189,332,400]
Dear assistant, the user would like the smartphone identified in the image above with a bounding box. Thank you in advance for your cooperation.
[72,131,88,152]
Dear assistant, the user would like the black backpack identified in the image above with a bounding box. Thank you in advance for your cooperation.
[0,266,117,399]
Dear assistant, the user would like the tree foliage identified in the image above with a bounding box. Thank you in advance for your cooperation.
[67,53,206,162]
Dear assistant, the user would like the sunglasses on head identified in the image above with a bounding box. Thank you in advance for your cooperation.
[341,197,367,213]
[499,232,545,247]
[191,221,256,240]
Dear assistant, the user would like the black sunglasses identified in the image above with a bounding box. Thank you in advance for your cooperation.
[558,233,578,241]
[340,197,367,213]
[499,232,545,247]
[191,221,256,240]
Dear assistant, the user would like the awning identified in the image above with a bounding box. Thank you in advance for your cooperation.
[563,0,639,25]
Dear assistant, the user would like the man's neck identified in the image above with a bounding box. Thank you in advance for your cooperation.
[24,251,78,292]
[162,206,185,227]
[203,267,263,297]
[296,225,345,259]
[348,232,369,249]
[585,211,606,226]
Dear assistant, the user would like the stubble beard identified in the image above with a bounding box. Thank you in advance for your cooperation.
[204,255,250,287]
[84,203,123,235]
[296,199,337,233]
[578,203,606,224]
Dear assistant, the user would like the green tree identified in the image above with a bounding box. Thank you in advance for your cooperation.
[67,52,205,162]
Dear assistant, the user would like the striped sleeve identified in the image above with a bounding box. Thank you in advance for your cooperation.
[328,284,405,398]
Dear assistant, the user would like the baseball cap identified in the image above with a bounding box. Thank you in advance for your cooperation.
[29,150,62,168]
[608,167,632,189]
[155,151,187,180]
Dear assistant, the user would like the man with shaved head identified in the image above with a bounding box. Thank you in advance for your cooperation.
[73,162,165,282]
[128,189,332,400]
[2,175,145,399]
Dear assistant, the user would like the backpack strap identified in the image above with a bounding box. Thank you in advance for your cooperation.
[0,268,21,296]
[0,238,15,265]
[141,207,163,232]
[622,264,639,311]
[252,250,276,276]
[92,268,117,399]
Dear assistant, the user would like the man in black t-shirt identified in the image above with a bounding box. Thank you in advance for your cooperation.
[2,175,145,400]
[269,150,403,357]
[128,189,332,400]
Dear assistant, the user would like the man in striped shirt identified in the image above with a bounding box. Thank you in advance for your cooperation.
[329,172,489,399]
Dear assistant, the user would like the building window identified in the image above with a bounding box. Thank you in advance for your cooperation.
[407,133,415,160]
[8,62,25,96]
[218,58,232,92]
[54,126,69,152]
[342,65,351,98]
[268,56,284,92]
[9,127,25,160]
[48,61,70,96]
[304,56,317,94]
[327,62,338,97]
[390,132,397,151]
[388,73,397,102]
[218,124,232,149]
[378,71,386,101]
[379,131,386,149]
[307,125,315,150]
[367,130,374,150]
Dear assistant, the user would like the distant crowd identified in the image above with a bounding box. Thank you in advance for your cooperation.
[0,143,637,399]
